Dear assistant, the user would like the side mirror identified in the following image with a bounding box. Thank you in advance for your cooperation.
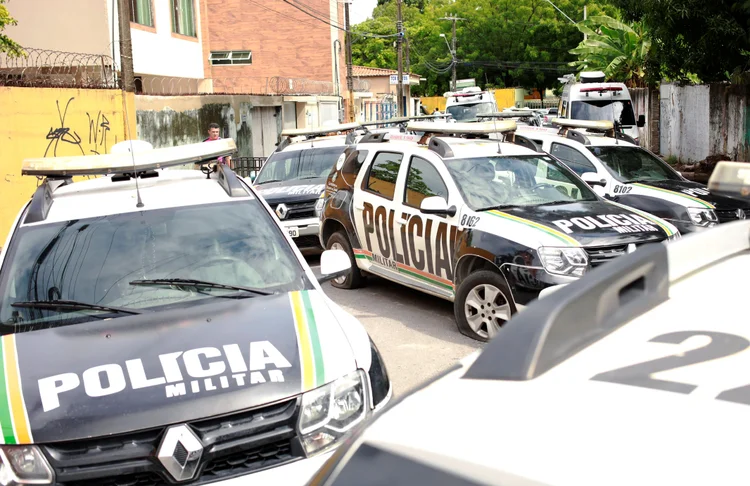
[318,249,352,283]
[637,114,646,128]
[420,196,457,217]
[581,172,606,187]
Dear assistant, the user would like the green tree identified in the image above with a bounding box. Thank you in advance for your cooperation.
[0,0,22,57]
[569,15,651,87]
[610,0,750,83]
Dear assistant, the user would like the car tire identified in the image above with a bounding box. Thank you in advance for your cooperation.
[454,270,516,342]
[326,231,364,289]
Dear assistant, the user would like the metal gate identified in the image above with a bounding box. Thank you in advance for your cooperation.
[363,101,398,122]
[234,157,266,178]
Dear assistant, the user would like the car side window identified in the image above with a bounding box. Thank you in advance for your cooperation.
[550,143,597,176]
[363,152,403,200]
[404,156,449,208]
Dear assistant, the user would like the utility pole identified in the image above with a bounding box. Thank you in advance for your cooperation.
[439,15,465,92]
[116,0,135,92]
[583,5,588,40]
[396,0,404,116]
[344,0,355,122]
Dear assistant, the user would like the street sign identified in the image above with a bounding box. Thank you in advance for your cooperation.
[456,78,476,89]
[389,74,410,85]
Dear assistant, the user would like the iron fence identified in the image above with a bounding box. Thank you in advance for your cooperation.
[234,157,266,178]
[0,47,118,89]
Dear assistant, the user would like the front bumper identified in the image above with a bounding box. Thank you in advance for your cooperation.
[501,264,577,307]
[210,450,334,486]
[281,217,322,248]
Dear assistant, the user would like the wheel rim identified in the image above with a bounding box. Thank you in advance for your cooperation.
[464,284,511,339]
[329,242,348,285]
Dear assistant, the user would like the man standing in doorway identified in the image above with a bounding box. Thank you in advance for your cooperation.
[204,123,232,167]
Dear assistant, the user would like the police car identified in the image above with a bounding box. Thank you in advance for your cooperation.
[253,119,442,250]
[516,119,750,233]
[309,162,750,486]
[0,140,391,486]
[319,121,679,342]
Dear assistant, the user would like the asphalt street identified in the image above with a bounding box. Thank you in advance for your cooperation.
[307,255,483,397]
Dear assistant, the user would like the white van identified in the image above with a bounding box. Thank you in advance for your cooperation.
[444,86,498,122]
[559,71,645,145]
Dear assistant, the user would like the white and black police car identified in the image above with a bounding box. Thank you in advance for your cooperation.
[308,161,750,486]
[0,140,391,486]
[319,120,679,342]
[516,119,750,233]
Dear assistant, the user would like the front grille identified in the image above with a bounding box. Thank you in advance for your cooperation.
[46,398,303,486]
[279,200,317,221]
[715,209,747,223]
[585,245,629,267]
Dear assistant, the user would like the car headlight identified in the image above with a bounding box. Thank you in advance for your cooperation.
[298,370,367,456]
[538,247,588,277]
[314,197,325,217]
[0,446,54,485]
[687,207,718,226]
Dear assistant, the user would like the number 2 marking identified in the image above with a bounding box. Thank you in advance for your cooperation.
[591,331,750,404]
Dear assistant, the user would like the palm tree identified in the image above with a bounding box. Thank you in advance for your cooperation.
[569,16,651,87]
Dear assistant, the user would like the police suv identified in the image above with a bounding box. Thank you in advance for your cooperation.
[0,140,391,486]
[319,121,679,342]
[517,119,750,233]
[309,161,750,486]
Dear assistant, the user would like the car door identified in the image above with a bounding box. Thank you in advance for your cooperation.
[395,151,460,298]
[352,150,406,274]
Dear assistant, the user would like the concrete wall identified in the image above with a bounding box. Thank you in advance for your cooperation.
[134,94,284,158]
[660,83,750,163]
[0,87,136,245]
[629,87,660,153]
[5,0,111,56]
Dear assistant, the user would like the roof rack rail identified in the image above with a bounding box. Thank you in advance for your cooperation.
[565,130,590,145]
[22,139,237,178]
[215,163,250,197]
[464,219,750,381]
[428,138,455,158]
[358,132,390,144]
[512,134,541,152]
[24,178,72,224]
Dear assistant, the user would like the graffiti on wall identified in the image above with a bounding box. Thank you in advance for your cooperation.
[44,97,113,157]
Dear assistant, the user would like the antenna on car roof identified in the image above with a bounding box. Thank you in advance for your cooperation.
[121,87,144,208]
[492,117,502,154]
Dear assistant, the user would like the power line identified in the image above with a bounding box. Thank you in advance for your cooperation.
[282,0,400,38]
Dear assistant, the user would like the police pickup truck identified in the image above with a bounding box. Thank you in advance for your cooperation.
[515,119,750,233]
[0,141,391,486]
[319,121,679,341]
[308,161,750,486]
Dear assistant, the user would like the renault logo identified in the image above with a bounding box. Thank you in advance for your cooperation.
[157,425,203,482]
[626,243,637,254]
[276,203,289,220]
[737,209,746,220]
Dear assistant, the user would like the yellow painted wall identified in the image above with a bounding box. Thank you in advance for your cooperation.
[0,87,136,245]
[420,96,446,113]
[494,88,517,110]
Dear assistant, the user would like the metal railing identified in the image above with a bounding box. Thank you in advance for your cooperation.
[234,157,266,178]
[0,47,118,89]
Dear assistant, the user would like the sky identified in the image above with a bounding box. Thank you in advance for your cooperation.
[350,0,378,25]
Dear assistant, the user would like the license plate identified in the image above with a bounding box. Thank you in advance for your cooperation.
[288,227,299,238]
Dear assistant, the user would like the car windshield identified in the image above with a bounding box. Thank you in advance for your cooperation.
[445,155,598,211]
[255,146,346,184]
[587,146,682,183]
[571,100,636,126]
[0,200,307,330]
[446,103,495,122]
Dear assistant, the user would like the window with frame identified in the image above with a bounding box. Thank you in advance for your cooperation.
[404,156,448,208]
[130,0,153,27]
[172,0,196,37]
[210,51,252,65]
[364,152,403,200]
[550,143,597,176]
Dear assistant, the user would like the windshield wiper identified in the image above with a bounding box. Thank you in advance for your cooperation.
[130,278,273,296]
[255,179,283,185]
[622,178,656,184]
[297,176,322,180]
[476,204,520,212]
[11,300,143,315]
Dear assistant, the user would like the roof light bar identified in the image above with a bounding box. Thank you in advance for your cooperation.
[357,114,453,128]
[407,120,517,135]
[478,112,538,119]
[708,161,750,200]
[281,122,360,138]
[22,139,237,177]
[579,86,623,93]
[550,118,614,131]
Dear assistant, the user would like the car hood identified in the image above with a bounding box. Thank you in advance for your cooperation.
[9,290,356,443]
[631,179,750,211]
[481,200,676,247]
[253,179,326,205]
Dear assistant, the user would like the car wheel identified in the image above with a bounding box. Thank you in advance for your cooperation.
[454,270,516,342]
[326,231,364,289]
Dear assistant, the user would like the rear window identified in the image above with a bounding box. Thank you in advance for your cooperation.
[571,100,636,126]
[256,146,346,184]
